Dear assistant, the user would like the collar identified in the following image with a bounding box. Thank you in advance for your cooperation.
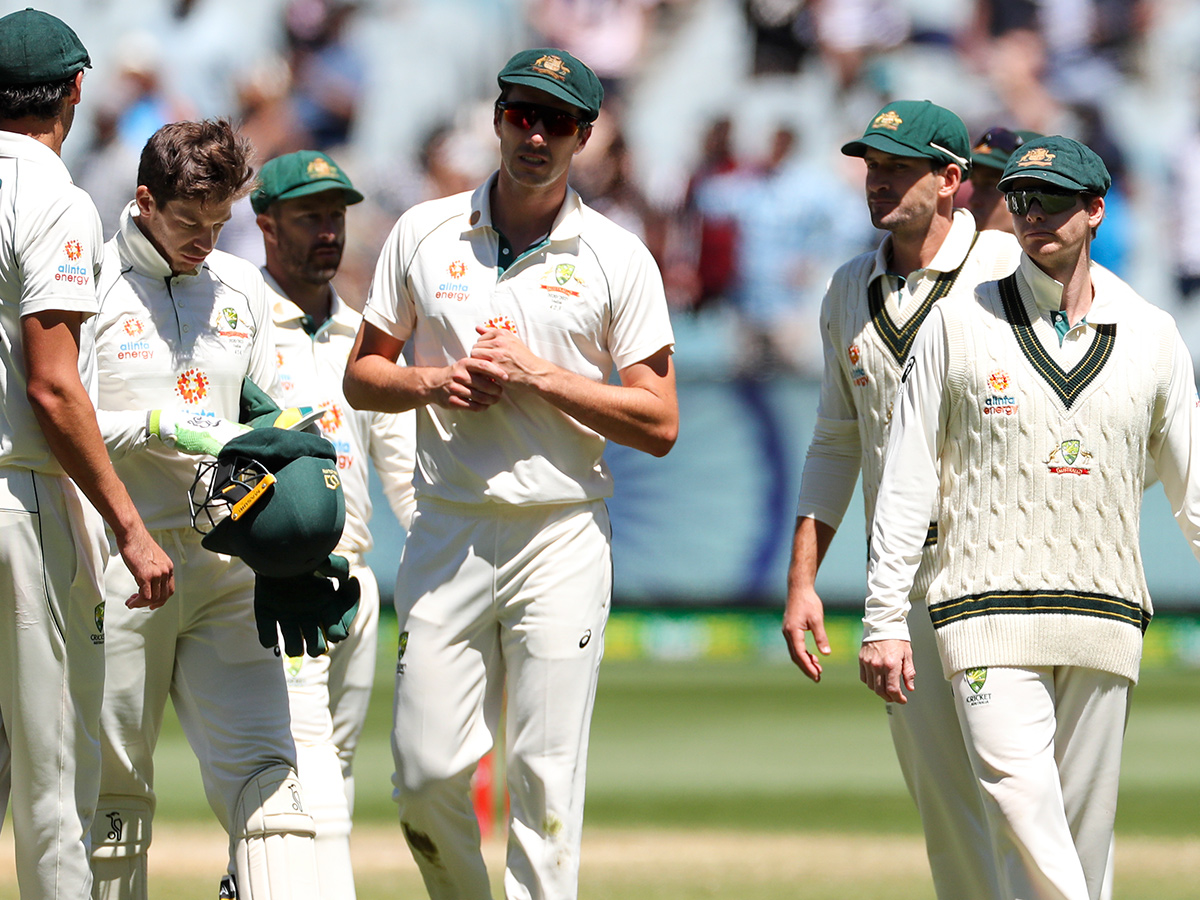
[115,200,187,279]
[1019,255,1119,325]
[469,171,585,244]
[263,267,358,336]
[868,208,978,286]
[0,130,72,181]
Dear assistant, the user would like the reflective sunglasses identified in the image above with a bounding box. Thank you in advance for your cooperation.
[1005,189,1081,216]
[974,127,1025,156]
[495,100,587,137]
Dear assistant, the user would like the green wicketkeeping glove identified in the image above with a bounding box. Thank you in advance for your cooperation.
[148,409,251,456]
[253,555,361,658]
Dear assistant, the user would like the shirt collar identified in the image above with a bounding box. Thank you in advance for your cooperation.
[1018,255,1119,325]
[0,131,72,181]
[469,171,585,244]
[868,207,978,285]
[115,200,186,279]
[263,267,358,336]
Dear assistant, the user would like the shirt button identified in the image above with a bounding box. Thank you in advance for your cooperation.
[502,248,510,255]
[182,325,190,333]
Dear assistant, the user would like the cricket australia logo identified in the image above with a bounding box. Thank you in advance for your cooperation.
[222,308,238,330]
[397,631,408,676]
[91,601,105,645]
[964,667,991,707]
[872,110,903,131]
[555,263,575,285]
[984,368,1018,416]
[1046,438,1093,475]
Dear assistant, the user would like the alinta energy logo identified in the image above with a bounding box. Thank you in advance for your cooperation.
[848,343,868,387]
[438,261,469,301]
[118,317,153,361]
[57,239,90,285]
[984,368,1018,416]
[175,368,210,404]
[484,315,517,334]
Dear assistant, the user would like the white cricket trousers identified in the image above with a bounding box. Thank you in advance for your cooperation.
[951,665,1130,900]
[96,529,300,860]
[887,601,1002,900]
[391,498,611,900]
[0,467,107,900]
[283,558,380,900]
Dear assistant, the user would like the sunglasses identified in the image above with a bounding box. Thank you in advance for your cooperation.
[1005,189,1081,216]
[495,100,587,137]
[973,127,1025,156]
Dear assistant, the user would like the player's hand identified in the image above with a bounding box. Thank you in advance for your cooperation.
[118,526,174,610]
[254,568,361,658]
[148,409,251,456]
[782,585,831,682]
[859,639,915,703]
[469,326,552,388]
[438,357,506,411]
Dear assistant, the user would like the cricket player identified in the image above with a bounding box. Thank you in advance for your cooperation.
[344,48,678,900]
[860,135,1200,900]
[965,127,1043,232]
[0,10,173,898]
[86,119,321,900]
[251,149,416,899]
[783,100,1022,900]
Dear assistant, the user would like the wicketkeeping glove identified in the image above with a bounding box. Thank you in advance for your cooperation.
[148,409,251,456]
[253,553,361,658]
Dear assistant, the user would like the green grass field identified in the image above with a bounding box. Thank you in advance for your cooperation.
[2,610,1197,898]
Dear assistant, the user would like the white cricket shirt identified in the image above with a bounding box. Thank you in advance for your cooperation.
[266,270,416,554]
[364,173,674,506]
[0,131,103,474]
[92,202,278,530]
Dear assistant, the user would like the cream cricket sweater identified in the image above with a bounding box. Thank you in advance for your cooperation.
[865,259,1200,682]
[798,210,1021,595]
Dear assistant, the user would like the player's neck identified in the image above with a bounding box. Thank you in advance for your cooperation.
[0,117,67,156]
[490,175,565,256]
[889,211,953,279]
[1034,247,1095,324]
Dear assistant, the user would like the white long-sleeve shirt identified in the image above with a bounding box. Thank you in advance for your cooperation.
[266,271,416,555]
[865,255,1200,679]
[92,202,278,530]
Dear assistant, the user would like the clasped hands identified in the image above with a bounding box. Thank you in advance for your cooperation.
[445,325,548,411]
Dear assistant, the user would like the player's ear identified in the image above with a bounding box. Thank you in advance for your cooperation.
[574,124,593,156]
[134,185,156,218]
[256,212,276,241]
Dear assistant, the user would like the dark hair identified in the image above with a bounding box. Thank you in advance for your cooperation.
[0,75,75,121]
[137,118,255,206]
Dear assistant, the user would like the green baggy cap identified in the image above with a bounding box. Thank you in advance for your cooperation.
[251,150,364,214]
[0,8,91,86]
[842,100,971,170]
[497,48,603,122]
[970,128,1043,171]
[201,428,346,578]
[997,135,1111,196]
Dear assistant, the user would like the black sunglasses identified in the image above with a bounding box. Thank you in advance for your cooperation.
[1005,189,1081,216]
[974,127,1025,156]
[495,100,588,138]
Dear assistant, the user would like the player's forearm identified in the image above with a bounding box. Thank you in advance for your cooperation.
[344,355,442,413]
[28,377,147,542]
[528,362,678,457]
[787,516,837,594]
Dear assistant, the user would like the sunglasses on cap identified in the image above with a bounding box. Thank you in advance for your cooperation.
[495,100,588,137]
[974,127,1025,155]
[1005,189,1081,216]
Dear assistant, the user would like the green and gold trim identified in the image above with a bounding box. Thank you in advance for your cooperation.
[998,274,1115,409]
[929,588,1150,633]
[869,233,979,365]
[924,522,938,547]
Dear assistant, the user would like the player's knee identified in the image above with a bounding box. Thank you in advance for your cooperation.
[231,764,319,900]
[91,796,152,900]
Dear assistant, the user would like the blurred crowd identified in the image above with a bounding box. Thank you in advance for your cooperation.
[37,0,1200,375]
